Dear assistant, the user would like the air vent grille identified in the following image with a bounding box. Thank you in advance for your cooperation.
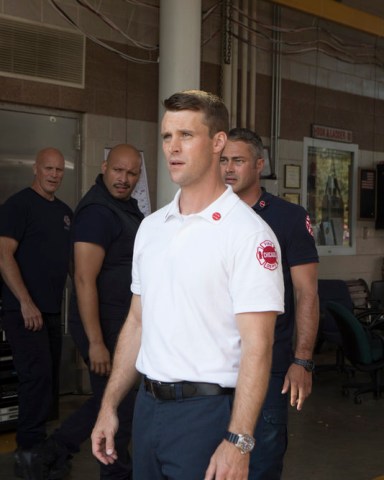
[0,15,85,88]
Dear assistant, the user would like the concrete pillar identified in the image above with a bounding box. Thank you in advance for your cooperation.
[156,0,202,208]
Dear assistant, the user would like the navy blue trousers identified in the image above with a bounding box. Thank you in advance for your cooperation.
[2,310,62,449]
[249,372,288,480]
[132,382,234,480]
[52,308,135,480]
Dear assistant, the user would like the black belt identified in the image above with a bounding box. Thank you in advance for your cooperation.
[143,377,234,401]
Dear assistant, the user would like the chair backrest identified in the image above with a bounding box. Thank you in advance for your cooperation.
[325,301,373,365]
[318,280,354,345]
[370,280,384,310]
[318,280,354,311]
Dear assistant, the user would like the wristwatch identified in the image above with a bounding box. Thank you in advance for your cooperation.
[293,357,315,372]
[224,431,255,455]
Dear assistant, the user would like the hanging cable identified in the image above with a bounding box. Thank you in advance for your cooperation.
[49,0,158,64]
[220,4,384,69]
[74,0,158,51]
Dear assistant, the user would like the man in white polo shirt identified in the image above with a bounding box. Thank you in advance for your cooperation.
[91,90,284,480]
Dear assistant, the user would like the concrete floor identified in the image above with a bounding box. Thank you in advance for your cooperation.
[284,365,384,480]
[1,348,384,480]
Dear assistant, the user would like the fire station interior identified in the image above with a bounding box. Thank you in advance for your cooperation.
[1,1,384,479]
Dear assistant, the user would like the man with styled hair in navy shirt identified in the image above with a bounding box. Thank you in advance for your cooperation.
[220,128,319,480]
[0,148,72,480]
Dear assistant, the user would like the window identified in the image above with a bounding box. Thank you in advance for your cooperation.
[302,137,358,255]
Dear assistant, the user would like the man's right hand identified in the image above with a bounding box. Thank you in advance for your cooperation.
[91,406,119,465]
[21,300,43,331]
[89,342,111,376]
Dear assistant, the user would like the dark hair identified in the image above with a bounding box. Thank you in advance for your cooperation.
[228,128,264,160]
[163,90,229,137]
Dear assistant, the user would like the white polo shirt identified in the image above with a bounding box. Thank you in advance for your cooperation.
[132,187,284,387]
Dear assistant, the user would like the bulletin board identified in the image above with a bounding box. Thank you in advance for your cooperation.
[358,168,375,219]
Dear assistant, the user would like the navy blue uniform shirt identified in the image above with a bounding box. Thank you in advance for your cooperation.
[0,187,72,312]
[70,174,143,321]
[253,189,319,372]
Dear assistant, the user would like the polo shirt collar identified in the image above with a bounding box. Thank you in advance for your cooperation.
[164,186,239,224]
[252,187,272,212]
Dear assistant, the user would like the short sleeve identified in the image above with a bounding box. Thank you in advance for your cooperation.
[285,210,319,267]
[73,205,121,250]
[0,198,28,242]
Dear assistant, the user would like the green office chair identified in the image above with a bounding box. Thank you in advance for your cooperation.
[325,301,384,404]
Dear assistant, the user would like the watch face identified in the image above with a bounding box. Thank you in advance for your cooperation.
[225,431,255,454]
[238,434,255,454]
[305,360,315,372]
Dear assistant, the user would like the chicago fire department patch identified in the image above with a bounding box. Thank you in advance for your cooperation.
[305,215,314,237]
[256,240,278,270]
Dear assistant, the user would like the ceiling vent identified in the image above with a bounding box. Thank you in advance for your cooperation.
[0,15,85,88]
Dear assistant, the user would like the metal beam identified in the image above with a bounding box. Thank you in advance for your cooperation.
[266,0,384,37]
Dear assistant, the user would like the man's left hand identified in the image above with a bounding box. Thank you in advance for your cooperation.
[204,440,249,480]
[281,363,312,411]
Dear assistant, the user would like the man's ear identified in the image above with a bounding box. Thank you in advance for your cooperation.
[256,157,265,174]
[101,160,108,174]
[213,131,227,153]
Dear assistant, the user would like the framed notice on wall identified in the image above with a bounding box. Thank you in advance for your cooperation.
[283,192,300,205]
[358,168,375,219]
[284,164,301,189]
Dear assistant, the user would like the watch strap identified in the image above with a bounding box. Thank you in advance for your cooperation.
[225,431,239,444]
[293,357,315,372]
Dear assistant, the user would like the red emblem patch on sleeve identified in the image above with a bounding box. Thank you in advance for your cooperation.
[305,215,314,237]
[256,240,278,271]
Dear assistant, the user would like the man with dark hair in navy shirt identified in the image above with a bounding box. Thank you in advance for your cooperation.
[0,148,72,480]
[47,144,143,480]
[220,128,319,480]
